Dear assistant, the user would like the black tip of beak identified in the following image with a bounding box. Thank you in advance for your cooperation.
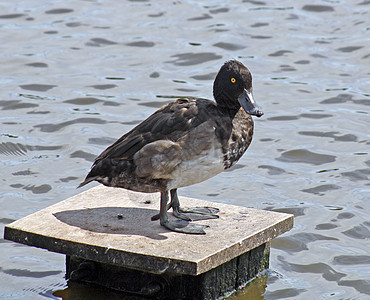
[255,110,264,118]
[248,107,263,118]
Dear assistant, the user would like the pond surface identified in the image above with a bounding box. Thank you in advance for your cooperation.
[0,0,369,299]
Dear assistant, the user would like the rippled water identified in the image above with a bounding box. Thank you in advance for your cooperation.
[1,0,369,299]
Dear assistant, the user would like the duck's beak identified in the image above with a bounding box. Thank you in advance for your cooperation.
[238,88,263,117]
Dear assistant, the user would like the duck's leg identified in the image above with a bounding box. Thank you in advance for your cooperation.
[159,191,208,234]
[170,189,220,221]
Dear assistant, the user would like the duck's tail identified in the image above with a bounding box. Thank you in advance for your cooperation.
[77,176,99,189]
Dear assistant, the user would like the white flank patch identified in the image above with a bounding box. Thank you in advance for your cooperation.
[167,144,224,189]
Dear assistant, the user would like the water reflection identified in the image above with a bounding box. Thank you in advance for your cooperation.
[301,184,341,195]
[166,52,222,66]
[19,84,57,92]
[277,149,336,165]
[86,38,118,47]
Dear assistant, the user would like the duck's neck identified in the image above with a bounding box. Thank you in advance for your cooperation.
[214,91,240,112]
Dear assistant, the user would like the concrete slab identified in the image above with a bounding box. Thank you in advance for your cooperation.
[4,185,293,276]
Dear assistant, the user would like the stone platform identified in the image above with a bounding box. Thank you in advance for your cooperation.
[4,185,293,299]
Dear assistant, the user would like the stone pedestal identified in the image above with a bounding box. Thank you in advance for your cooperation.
[4,186,293,299]
[66,242,270,299]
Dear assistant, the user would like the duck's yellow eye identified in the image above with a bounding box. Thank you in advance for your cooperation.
[231,77,236,83]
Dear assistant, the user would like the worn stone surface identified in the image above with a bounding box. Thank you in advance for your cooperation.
[4,185,293,275]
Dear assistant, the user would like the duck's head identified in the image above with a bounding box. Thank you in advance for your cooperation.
[213,60,263,117]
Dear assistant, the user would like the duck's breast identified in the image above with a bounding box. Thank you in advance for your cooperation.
[167,143,225,189]
[166,120,225,189]
[222,108,254,169]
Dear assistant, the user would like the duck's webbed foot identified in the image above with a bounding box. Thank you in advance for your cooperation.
[174,206,220,221]
[151,189,220,222]
[157,191,209,235]
[171,189,219,221]
[161,219,209,235]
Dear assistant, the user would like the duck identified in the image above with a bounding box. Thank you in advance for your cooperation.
[78,60,263,234]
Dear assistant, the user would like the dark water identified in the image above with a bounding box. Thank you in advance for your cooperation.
[1,0,369,299]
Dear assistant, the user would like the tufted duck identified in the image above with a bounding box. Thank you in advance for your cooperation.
[78,60,263,234]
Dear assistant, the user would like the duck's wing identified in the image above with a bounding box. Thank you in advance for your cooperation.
[94,98,211,162]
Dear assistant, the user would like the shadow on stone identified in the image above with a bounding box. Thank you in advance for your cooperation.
[54,207,169,240]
